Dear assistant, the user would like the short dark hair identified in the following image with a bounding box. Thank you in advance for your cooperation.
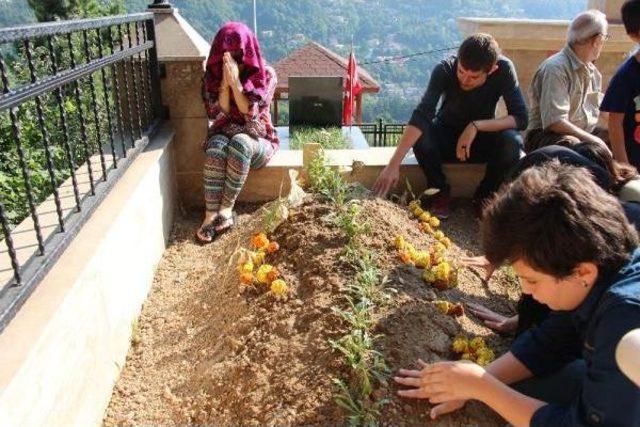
[458,33,501,72]
[482,161,638,278]
[622,0,640,35]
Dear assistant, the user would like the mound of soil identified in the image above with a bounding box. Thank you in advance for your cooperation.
[103,197,520,426]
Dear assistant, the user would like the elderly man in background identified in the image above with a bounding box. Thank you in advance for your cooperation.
[525,10,610,152]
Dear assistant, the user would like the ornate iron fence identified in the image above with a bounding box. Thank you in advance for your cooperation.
[0,12,163,330]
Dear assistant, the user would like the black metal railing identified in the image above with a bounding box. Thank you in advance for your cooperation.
[359,119,406,147]
[0,12,163,330]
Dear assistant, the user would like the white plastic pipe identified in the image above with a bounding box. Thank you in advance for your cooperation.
[616,329,640,387]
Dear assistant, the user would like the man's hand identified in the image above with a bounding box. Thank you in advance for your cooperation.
[587,134,613,156]
[466,303,518,334]
[373,164,400,198]
[456,122,477,161]
[395,359,485,403]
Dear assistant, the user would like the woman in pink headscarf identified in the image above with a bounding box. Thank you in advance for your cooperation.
[197,22,279,243]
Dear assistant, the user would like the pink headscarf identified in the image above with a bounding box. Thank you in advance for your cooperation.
[203,22,267,108]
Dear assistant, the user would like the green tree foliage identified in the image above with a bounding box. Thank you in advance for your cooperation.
[27,0,124,21]
[121,0,584,122]
[3,0,588,122]
[1,0,128,226]
[0,0,36,27]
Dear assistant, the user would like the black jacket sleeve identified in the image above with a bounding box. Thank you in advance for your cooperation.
[500,59,529,131]
[408,61,449,133]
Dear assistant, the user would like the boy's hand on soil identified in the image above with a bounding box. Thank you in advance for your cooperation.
[430,400,467,419]
[460,255,495,281]
[395,359,485,402]
[466,303,517,334]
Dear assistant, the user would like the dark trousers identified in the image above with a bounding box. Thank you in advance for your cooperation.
[514,359,585,405]
[412,122,523,198]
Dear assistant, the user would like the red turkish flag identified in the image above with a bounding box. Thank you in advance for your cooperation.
[343,51,363,126]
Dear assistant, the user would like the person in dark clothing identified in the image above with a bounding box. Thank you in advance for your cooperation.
[466,142,640,334]
[373,33,528,218]
[600,0,640,167]
[394,162,640,426]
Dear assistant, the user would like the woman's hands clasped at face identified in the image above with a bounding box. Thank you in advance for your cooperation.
[222,52,241,90]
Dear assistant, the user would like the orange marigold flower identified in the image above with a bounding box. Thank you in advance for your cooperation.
[448,303,465,317]
[398,250,413,264]
[240,272,254,285]
[267,241,280,254]
[251,232,270,250]
[266,267,280,283]
[256,264,274,284]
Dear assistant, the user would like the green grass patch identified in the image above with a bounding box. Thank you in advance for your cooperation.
[290,127,351,150]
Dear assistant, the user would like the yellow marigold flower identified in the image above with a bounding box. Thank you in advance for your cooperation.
[251,250,266,265]
[434,261,451,282]
[433,230,445,240]
[476,356,493,367]
[419,212,431,223]
[413,207,425,217]
[270,279,288,296]
[440,237,451,248]
[414,252,431,269]
[408,200,421,211]
[251,232,270,250]
[475,346,495,362]
[434,300,452,314]
[394,235,406,250]
[430,249,443,266]
[429,216,440,228]
[239,261,254,274]
[256,264,274,284]
[461,352,475,361]
[434,242,447,253]
[406,243,416,256]
[422,269,436,283]
[469,337,486,352]
[452,336,469,354]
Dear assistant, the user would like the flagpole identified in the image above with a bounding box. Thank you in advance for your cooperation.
[349,35,354,135]
[253,0,257,35]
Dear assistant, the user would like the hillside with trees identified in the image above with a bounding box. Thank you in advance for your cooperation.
[2,0,586,121]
